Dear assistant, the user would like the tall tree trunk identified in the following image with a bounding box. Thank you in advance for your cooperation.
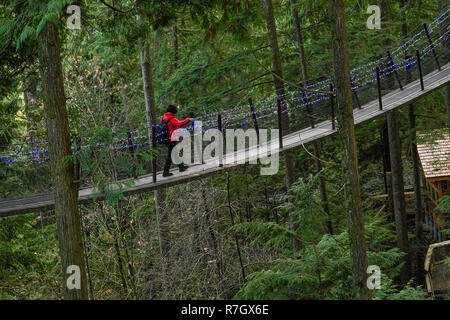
[226,172,246,283]
[200,181,223,297]
[38,21,88,300]
[312,142,334,234]
[139,32,171,284]
[330,0,369,300]
[261,0,296,190]
[292,0,333,234]
[400,0,423,284]
[386,110,411,284]
[23,74,40,141]
[291,0,308,86]
[439,0,450,126]
[408,105,424,284]
[381,121,395,221]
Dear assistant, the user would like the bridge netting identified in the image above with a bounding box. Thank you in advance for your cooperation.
[0,8,449,192]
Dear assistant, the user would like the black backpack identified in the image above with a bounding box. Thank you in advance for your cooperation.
[155,117,174,145]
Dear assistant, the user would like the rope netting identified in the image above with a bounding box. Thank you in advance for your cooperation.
[1,9,449,173]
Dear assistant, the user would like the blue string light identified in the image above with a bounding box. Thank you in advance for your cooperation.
[1,10,448,167]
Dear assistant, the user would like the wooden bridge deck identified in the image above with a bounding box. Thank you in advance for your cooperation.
[1,62,450,218]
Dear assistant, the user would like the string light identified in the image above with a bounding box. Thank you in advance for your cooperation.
[1,11,449,166]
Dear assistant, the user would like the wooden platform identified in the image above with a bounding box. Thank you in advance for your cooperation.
[1,62,450,218]
[424,240,450,298]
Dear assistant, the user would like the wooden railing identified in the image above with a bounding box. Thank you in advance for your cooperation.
[424,240,450,298]
[423,179,449,242]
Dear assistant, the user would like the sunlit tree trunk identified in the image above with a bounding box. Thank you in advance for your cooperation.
[330,0,369,299]
[38,21,88,300]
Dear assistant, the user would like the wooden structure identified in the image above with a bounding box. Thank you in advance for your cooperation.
[0,62,449,218]
[416,130,450,242]
[424,240,450,298]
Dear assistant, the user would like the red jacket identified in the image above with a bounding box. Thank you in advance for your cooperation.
[160,112,190,142]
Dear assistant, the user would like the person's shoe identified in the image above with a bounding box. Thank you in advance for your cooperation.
[162,171,173,177]
[179,164,188,172]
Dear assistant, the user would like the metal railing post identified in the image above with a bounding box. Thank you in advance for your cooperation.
[387,50,403,90]
[218,113,223,167]
[300,89,315,128]
[276,99,283,149]
[248,98,260,144]
[376,67,383,110]
[416,49,425,90]
[127,131,137,178]
[350,78,361,109]
[423,23,441,71]
[329,83,335,130]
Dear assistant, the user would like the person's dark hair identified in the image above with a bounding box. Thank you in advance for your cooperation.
[166,104,178,114]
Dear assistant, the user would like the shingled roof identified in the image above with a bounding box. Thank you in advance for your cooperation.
[416,130,450,180]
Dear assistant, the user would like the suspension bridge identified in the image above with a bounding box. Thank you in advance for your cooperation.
[0,11,449,218]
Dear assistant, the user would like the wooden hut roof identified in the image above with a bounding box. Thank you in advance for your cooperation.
[416,130,450,180]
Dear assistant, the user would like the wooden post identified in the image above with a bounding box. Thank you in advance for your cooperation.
[151,126,157,183]
[127,131,137,178]
[350,78,361,109]
[218,113,223,167]
[423,23,441,71]
[248,98,260,144]
[277,99,283,149]
[329,83,335,130]
[416,49,425,91]
[300,89,314,128]
[376,67,383,110]
[387,50,403,90]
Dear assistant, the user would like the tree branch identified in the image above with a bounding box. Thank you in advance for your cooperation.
[99,0,135,13]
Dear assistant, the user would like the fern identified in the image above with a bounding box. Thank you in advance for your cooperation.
[232,221,297,253]
[46,0,72,14]
[35,12,59,39]
[16,25,35,50]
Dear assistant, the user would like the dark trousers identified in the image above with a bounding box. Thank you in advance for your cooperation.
[164,142,184,173]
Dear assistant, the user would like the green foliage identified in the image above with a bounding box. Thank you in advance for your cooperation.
[0,0,447,300]
[0,215,60,299]
[232,221,296,253]
[35,12,59,38]
[373,277,429,300]
[234,174,414,300]
[16,25,35,50]
[437,195,450,211]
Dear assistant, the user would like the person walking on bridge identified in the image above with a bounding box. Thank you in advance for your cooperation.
[160,104,191,177]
